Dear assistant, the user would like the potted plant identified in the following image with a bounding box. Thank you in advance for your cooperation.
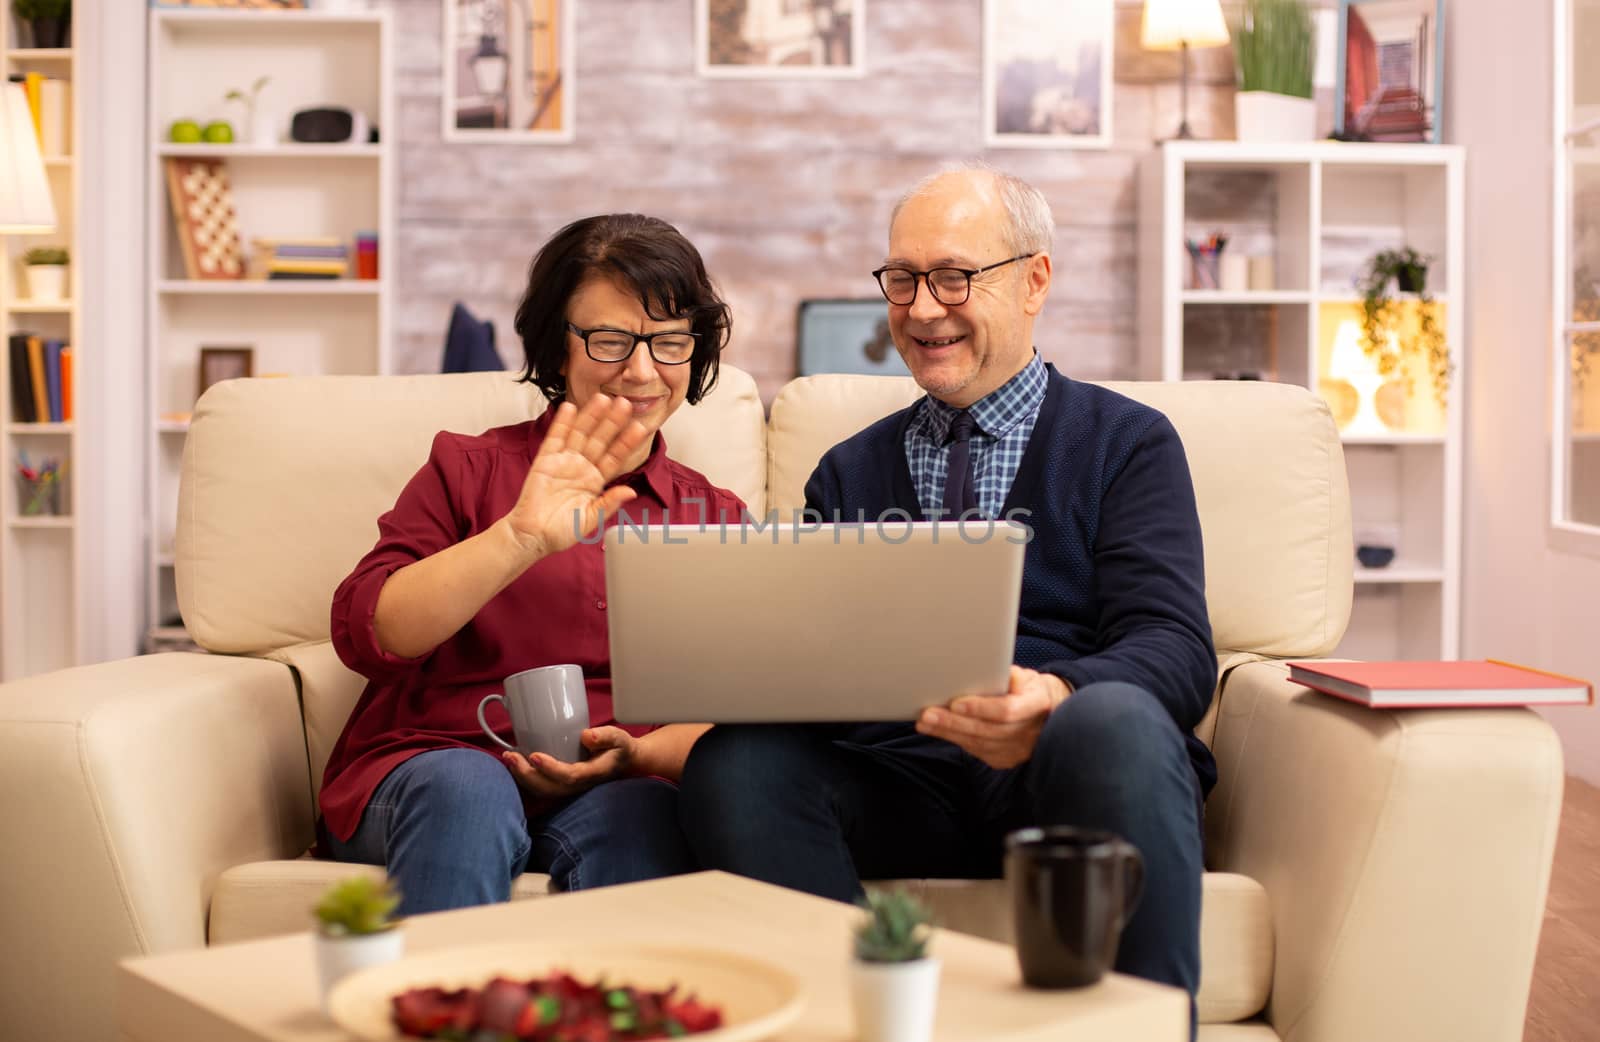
[312,874,404,1011]
[1356,247,1451,408]
[12,0,70,49]
[224,76,273,147]
[849,888,940,1042]
[21,246,68,302]
[1232,0,1316,142]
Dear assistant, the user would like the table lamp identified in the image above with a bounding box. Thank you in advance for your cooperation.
[1328,319,1392,436]
[1141,0,1231,140]
[0,82,55,233]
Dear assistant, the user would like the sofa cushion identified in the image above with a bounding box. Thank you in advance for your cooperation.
[767,374,1351,660]
[766,372,923,520]
[208,864,1270,1023]
[269,640,366,798]
[178,367,767,656]
[207,859,553,947]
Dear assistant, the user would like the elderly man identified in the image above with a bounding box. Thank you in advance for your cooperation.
[679,164,1214,1020]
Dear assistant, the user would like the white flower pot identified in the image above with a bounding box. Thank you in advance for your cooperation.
[24,264,66,302]
[849,958,941,1042]
[314,928,404,1012]
[1234,91,1316,143]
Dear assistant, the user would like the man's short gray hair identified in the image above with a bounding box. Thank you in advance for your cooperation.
[890,160,1055,256]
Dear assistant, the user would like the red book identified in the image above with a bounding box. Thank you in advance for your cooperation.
[1286,659,1594,708]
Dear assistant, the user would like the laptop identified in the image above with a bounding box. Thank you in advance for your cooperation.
[604,520,1026,723]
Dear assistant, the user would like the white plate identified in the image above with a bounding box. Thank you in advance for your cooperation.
[326,941,806,1042]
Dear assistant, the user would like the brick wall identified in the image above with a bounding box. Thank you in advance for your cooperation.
[387,0,1255,399]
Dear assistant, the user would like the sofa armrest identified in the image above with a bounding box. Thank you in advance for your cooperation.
[1205,659,1563,1042]
[0,652,309,1042]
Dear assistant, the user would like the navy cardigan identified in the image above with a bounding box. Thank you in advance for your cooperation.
[803,364,1218,793]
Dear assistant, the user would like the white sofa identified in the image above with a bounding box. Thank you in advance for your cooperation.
[0,365,1563,1042]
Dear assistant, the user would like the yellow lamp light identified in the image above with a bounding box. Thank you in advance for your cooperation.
[0,82,55,233]
[1328,319,1392,436]
[1141,0,1230,139]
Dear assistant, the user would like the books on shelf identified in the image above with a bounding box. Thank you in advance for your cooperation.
[249,237,349,280]
[8,72,70,156]
[38,77,69,156]
[7,333,73,423]
[1287,659,1594,708]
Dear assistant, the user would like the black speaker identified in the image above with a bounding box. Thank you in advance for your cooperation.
[290,107,373,144]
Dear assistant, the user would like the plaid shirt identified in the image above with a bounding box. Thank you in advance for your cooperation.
[905,352,1048,519]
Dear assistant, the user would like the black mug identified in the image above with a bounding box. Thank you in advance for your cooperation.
[1005,826,1144,988]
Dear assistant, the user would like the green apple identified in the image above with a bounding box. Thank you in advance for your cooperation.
[169,119,202,143]
[201,121,235,144]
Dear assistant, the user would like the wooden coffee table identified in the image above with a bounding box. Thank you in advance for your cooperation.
[118,871,1186,1041]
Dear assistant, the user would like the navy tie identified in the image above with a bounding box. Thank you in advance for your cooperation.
[942,410,980,518]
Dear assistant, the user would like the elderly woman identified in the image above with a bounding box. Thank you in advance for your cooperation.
[319,214,742,914]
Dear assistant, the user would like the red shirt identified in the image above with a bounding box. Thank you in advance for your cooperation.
[321,409,746,842]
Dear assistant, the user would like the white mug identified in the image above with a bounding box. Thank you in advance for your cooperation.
[477,664,590,762]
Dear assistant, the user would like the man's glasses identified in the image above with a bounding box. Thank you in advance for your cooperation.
[871,254,1035,307]
[566,322,699,365]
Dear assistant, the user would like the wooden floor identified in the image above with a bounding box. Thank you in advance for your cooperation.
[1525,776,1600,1042]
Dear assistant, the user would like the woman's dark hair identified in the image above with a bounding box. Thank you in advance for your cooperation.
[513,214,730,405]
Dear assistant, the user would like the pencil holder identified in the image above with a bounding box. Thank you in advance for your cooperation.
[17,474,61,516]
[1186,246,1220,290]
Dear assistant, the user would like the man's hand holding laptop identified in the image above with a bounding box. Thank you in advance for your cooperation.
[915,666,1073,770]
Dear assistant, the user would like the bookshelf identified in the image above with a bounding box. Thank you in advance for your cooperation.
[1138,141,1466,661]
[0,6,79,681]
[145,7,394,651]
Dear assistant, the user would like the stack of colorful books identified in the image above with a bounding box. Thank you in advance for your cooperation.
[7,332,72,424]
[249,238,349,281]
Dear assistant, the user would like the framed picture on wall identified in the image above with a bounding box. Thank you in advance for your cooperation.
[697,0,863,78]
[443,0,574,142]
[197,346,254,402]
[795,299,910,377]
[1334,0,1444,143]
[983,0,1113,149]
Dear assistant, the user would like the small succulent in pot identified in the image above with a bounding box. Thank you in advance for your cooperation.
[854,888,933,963]
[21,247,68,301]
[313,875,405,1011]
[850,888,941,1042]
[313,874,401,937]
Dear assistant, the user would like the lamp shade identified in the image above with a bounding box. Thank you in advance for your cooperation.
[1328,319,1391,435]
[0,82,55,234]
[1328,319,1379,381]
[1141,0,1230,50]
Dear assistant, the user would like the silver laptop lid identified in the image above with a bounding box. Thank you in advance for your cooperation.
[604,520,1027,723]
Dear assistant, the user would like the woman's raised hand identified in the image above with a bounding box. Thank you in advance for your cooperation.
[503,394,650,560]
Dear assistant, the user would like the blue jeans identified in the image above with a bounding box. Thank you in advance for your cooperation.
[325,747,697,916]
[678,682,1204,1033]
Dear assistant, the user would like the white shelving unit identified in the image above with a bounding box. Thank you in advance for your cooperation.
[0,10,80,682]
[157,279,384,296]
[1138,141,1465,661]
[145,7,393,651]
